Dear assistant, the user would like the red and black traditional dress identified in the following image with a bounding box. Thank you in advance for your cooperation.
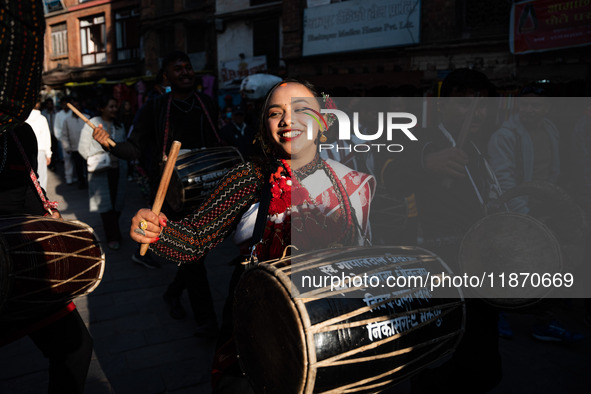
[151,156,375,263]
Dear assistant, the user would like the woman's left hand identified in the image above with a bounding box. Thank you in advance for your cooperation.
[130,208,167,244]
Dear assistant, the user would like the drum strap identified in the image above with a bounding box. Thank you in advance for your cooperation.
[162,92,223,160]
[249,177,272,257]
[9,130,58,215]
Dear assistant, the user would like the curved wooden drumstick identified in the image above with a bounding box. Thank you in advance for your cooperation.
[139,141,182,256]
[66,103,116,148]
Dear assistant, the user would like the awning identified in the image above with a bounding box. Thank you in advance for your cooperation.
[64,75,155,87]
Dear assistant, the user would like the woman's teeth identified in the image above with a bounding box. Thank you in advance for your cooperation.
[282,131,301,138]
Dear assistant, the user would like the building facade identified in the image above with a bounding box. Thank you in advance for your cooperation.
[41,0,591,98]
[42,0,142,87]
[42,0,217,94]
[140,0,217,77]
[281,0,591,95]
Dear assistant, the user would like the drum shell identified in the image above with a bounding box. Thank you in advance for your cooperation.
[166,147,244,213]
[233,246,465,394]
[0,216,105,322]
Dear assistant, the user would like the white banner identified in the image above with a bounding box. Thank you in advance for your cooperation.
[219,56,267,87]
[303,0,421,56]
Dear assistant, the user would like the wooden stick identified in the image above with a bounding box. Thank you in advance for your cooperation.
[66,103,116,148]
[139,141,182,256]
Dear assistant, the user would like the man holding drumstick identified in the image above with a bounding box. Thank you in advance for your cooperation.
[92,51,221,338]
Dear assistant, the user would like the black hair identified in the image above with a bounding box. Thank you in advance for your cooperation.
[97,95,116,110]
[97,96,121,126]
[161,50,191,71]
[440,68,497,97]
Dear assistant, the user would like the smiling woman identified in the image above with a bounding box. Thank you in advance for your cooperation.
[128,78,376,392]
[262,81,323,169]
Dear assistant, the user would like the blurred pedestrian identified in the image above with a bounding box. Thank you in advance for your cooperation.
[61,97,88,189]
[41,97,62,168]
[78,96,128,250]
[219,106,256,158]
[119,99,134,135]
[54,96,75,184]
[25,100,52,190]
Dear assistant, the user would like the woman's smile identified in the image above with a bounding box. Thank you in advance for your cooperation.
[279,128,303,141]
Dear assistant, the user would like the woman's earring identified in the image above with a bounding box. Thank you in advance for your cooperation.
[319,129,327,143]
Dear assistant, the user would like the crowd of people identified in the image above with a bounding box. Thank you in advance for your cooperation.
[2,29,590,392]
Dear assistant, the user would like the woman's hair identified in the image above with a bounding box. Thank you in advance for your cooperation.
[97,96,121,126]
[256,78,321,157]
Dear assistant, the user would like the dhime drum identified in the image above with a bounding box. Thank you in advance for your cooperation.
[0,216,105,322]
[459,212,562,309]
[233,246,465,394]
[166,147,244,213]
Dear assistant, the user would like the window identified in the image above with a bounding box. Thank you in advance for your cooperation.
[253,18,279,70]
[44,0,64,13]
[51,23,68,58]
[115,9,140,61]
[80,14,107,65]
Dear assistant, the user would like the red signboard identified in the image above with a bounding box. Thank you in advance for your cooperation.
[510,0,591,54]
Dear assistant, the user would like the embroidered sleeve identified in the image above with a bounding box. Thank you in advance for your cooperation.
[151,162,264,264]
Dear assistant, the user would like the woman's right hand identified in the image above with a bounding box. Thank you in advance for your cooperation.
[92,124,111,149]
[130,208,168,244]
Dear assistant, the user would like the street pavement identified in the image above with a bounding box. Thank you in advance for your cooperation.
[0,163,590,393]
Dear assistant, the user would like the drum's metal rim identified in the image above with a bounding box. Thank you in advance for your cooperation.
[234,264,310,394]
[69,219,105,295]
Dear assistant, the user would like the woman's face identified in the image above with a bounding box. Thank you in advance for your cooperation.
[265,82,322,165]
[101,99,118,121]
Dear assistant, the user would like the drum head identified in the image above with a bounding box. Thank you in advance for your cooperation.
[234,268,307,394]
[166,147,244,213]
[459,212,562,309]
